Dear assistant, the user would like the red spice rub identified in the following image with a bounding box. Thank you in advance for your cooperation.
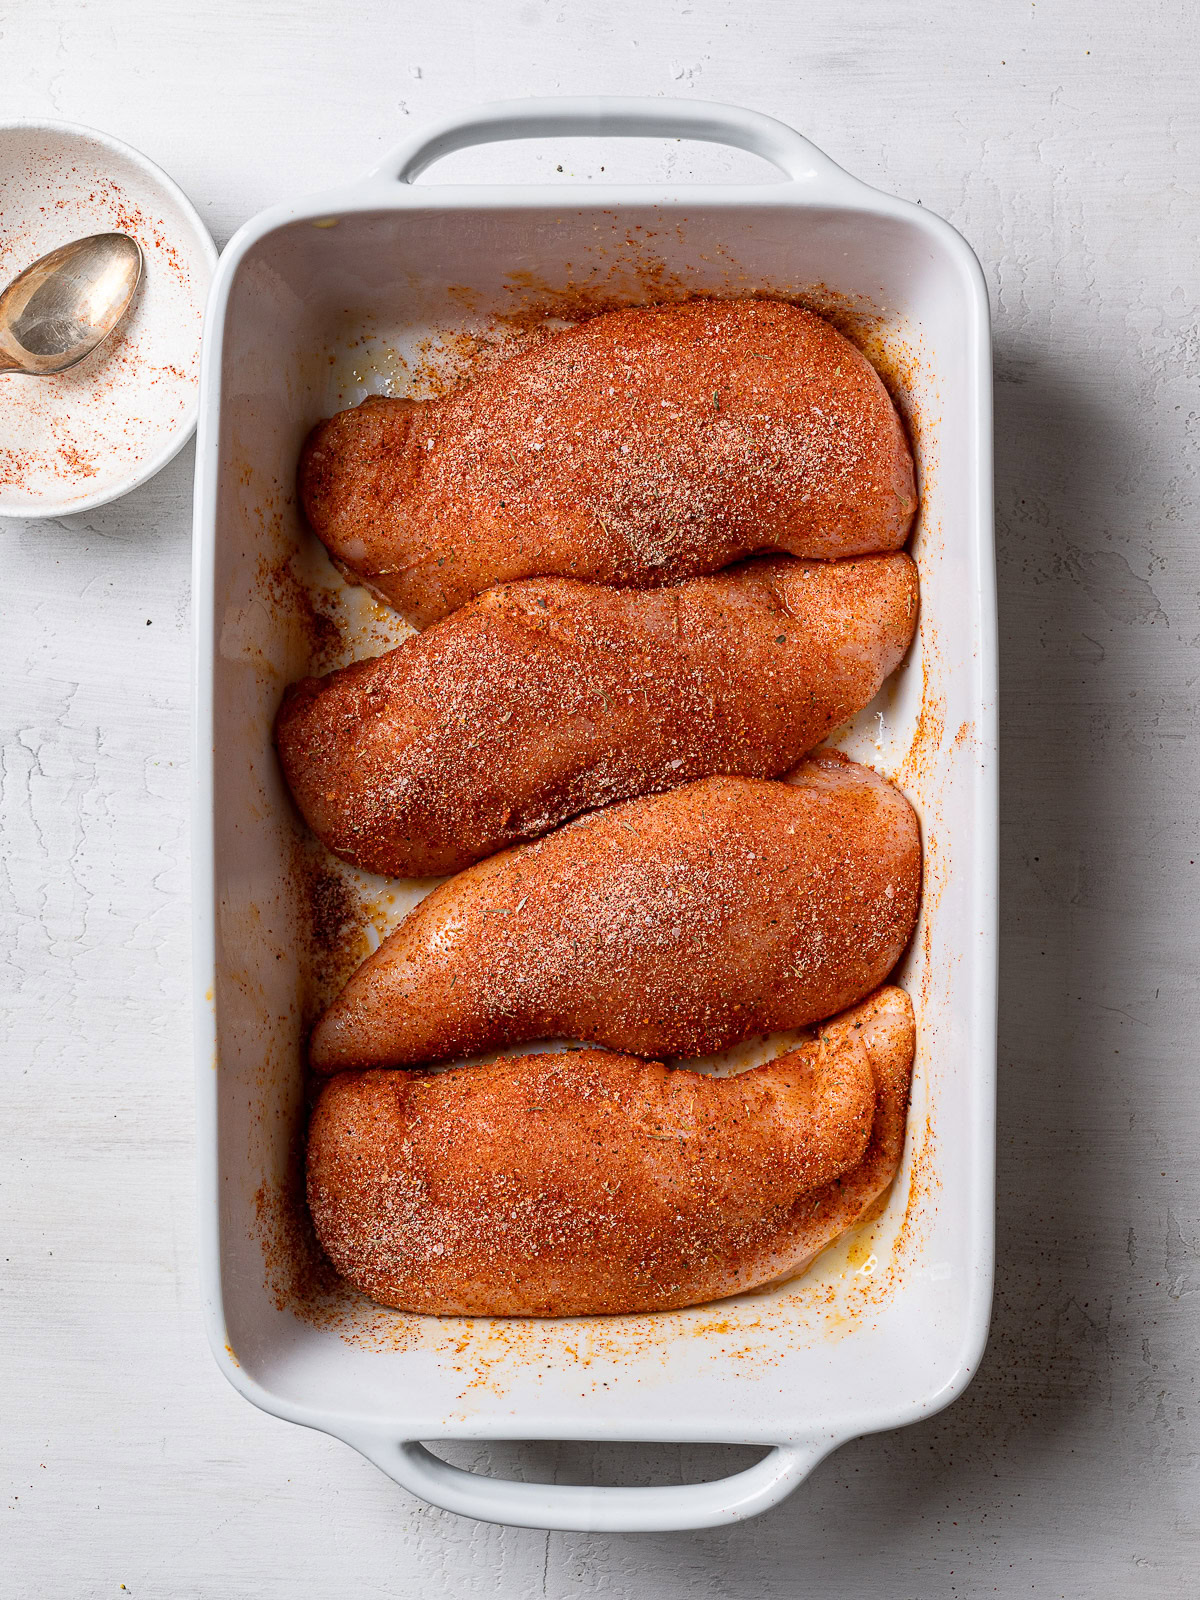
[306,986,914,1316]
[309,753,921,1073]
[275,552,919,878]
[299,299,918,626]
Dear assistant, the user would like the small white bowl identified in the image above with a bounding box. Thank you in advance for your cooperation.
[0,120,217,518]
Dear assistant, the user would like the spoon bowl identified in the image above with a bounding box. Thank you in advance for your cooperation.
[0,232,142,376]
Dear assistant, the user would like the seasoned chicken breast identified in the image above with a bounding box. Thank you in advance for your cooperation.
[309,754,920,1073]
[299,299,917,626]
[306,986,915,1317]
[276,552,919,878]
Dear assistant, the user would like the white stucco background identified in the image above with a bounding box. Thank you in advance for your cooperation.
[3,2,1198,1594]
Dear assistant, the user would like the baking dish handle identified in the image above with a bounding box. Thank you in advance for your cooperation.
[368,97,851,190]
[340,1434,834,1531]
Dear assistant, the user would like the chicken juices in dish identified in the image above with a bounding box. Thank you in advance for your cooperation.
[309,754,921,1073]
[299,299,917,627]
[275,552,918,878]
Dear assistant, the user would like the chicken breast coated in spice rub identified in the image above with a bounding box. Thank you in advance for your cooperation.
[309,754,921,1073]
[299,299,918,626]
[275,552,919,878]
[306,986,915,1317]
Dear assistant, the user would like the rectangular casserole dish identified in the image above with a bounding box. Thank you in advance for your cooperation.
[192,97,996,1533]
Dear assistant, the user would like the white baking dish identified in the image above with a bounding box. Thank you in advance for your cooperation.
[192,98,996,1533]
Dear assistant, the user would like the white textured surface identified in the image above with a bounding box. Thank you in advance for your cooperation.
[1,2,1196,1594]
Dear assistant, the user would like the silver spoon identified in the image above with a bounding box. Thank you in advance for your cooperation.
[0,232,143,376]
